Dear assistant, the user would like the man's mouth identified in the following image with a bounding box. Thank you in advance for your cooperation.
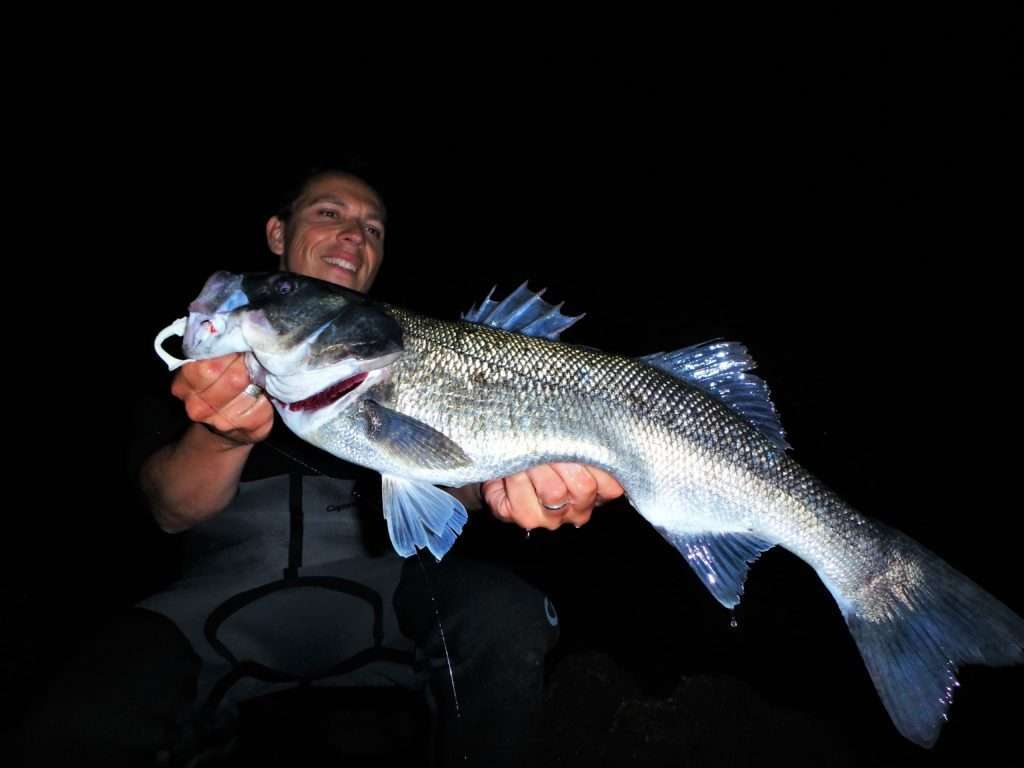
[322,255,359,273]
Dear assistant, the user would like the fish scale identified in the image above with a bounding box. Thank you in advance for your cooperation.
[349,309,944,618]
[390,309,770,482]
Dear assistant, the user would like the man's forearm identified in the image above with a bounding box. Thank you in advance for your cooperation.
[140,423,254,532]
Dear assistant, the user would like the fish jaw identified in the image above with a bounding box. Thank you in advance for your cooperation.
[182,303,300,364]
[181,309,251,359]
[181,271,253,359]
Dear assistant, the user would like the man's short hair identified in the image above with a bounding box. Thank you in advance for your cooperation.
[272,158,388,223]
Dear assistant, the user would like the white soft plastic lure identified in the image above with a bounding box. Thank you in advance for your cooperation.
[153,317,191,371]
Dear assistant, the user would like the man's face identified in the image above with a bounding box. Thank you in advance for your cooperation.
[266,174,386,293]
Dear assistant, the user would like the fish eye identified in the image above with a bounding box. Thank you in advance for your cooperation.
[276,279,296,296]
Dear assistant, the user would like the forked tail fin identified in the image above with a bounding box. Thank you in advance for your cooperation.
[834,535,1023,747]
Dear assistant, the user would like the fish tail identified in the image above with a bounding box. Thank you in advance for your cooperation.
[832,534,1024,748]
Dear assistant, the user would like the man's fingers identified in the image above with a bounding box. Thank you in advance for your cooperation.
[481,478,512,522]
[587,466,624,503]
[548,463,598,510]
[226,387,272,424]
[524,465,573,510]
[169,352,273,444]
[173,354,248,404]
[506,471,559,529]
[482,463,625,532]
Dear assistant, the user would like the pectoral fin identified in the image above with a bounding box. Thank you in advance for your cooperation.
[363,400,471,470]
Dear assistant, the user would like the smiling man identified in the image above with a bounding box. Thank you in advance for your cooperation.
[267,173,386,292]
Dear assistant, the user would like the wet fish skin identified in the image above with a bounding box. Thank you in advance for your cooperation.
[170,271,1024,749]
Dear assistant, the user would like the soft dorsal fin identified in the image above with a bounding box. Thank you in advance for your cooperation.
[642,341,790,451]
[462,282,583,340]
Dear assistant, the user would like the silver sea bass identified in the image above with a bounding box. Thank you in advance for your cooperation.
[160,270,1023,749]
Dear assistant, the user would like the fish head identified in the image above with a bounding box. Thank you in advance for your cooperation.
[182,270,404,405]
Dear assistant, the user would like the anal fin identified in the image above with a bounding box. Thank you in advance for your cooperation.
[658,528,775,608]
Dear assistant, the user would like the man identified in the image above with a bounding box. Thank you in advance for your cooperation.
[26,168,623,767]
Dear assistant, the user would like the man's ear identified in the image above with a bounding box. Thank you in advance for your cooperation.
[266,216,286,257]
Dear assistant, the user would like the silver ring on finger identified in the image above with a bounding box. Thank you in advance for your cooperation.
[243,383,264,398]
[542,501,569,511]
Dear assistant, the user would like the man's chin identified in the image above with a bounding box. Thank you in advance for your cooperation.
[317,269,362,291]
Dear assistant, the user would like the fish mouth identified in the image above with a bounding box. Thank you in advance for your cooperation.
[182,272,250,358]
[182,313,222,355]
[282,372,369,412]
[182,309,251,359]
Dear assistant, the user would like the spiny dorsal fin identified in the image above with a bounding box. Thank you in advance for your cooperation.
[642,341,790,451]
[462,282,583,340]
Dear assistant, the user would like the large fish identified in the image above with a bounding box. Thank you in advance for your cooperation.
[156,270,1022,748]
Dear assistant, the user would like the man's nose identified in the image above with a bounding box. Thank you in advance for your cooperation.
[336,219,365,244]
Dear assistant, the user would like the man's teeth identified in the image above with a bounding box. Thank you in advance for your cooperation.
[324,257,356,272]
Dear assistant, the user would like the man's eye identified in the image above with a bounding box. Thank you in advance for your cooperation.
[367,225,383,238]
[317,208,339,218]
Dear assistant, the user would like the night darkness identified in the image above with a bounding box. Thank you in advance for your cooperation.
[9,29,1022,767]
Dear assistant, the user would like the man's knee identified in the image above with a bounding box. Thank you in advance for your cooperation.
[395,555,559,662]
[22,608,200,765]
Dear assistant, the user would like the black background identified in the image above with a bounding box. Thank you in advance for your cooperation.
[9,23,1022,766]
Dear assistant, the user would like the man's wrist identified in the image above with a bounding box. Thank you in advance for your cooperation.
[197,422,253,451]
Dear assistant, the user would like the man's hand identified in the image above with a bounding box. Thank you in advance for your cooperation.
[482,463,623,531]
[171,353,274,446]
[143,353,275,532]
